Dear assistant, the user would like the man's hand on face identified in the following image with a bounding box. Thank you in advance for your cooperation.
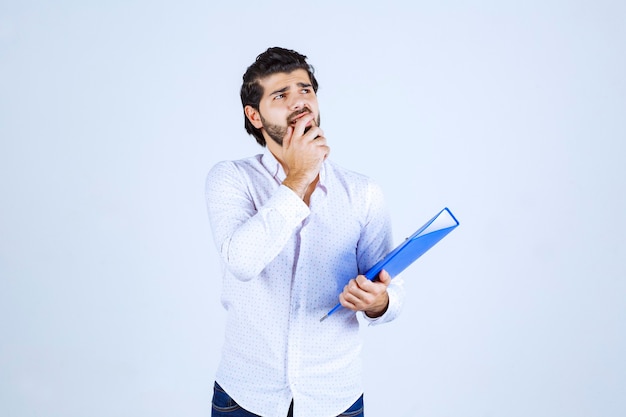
[281,112,330,199]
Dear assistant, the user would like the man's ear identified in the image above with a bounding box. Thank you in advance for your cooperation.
[244,106,263,129]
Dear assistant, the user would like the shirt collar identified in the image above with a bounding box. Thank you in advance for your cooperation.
[261,148,328,191]
[261,148,286,182]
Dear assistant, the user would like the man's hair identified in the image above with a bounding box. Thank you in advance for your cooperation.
[240,47,319,147]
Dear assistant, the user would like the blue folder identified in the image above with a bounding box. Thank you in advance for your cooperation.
[320,207,460,321]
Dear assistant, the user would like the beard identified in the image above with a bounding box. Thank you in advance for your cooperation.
[260,109,321,146]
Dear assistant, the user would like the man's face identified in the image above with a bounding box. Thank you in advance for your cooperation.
[246,69,320,147]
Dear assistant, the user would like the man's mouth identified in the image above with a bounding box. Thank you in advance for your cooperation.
[288,110,312,126]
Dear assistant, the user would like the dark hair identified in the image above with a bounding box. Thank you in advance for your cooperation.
[240,47,319,146]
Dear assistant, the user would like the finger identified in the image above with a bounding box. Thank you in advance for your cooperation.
[347,289,376,310]
[302,126,324,142]
[308,118,326,142]
[347,279,363,294]
[345,281,368,303]
[342,291,366,310]
[321,142,330,159]
[292,113,317,137]
[355,275,376,292]
[339,292,358,310]
[282,125,294,148]
[343,280,359,297]
[305,132,326,147]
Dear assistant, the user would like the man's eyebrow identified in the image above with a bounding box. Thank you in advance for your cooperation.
[269,86,289,96]
[269,82,312,96]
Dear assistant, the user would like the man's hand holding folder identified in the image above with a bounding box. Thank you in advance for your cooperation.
[320,207,460,322]
[339,269,392,319]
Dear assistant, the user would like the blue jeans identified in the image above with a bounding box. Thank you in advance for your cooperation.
[211,382,364,417]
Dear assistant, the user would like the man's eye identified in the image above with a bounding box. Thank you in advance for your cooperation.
[274,94,284,100]
[301,88,310,94]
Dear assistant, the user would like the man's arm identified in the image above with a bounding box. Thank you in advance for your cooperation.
[205,162,310,282]
[340,180,405,323]
[205,114,329,282]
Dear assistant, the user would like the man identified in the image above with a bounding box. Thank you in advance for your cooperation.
[206,47,404,417]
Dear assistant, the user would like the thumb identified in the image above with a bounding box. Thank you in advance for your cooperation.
[378,269,391,286]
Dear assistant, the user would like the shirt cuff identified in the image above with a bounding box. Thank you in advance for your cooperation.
[270,184,311,225]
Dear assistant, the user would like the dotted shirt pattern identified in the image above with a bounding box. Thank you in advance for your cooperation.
[205,150,405,417]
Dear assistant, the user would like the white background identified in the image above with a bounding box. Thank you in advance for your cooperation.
[1,1,625,416]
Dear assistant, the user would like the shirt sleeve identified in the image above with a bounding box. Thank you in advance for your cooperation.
[356,179,405,325]
[205,161,310,282]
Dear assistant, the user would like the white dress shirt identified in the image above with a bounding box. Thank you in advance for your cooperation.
[205,150,404,417]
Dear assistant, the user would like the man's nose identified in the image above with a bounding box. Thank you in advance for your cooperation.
[288,94,306,110]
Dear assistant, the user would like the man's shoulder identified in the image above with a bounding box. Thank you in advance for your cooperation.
[324,160,387,207]
[212,154,263,168]
[208,154,263,173]
[325,159,376,186]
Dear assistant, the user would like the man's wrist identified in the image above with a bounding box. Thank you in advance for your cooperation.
[282,178,307,199]
[364,294,389,319]
[283,173,315,200]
